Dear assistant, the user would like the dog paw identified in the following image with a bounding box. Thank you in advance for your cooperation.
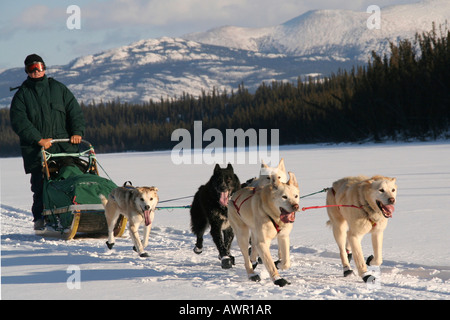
[248,247,262,264]
[218,254,235,264]
[193,246,202,254]
[221,256,233,269]
[132,246,149,257]
[343,269,355,277]
[343,266,354,277]
[274,259,281,269]
[363,274,377,283]
[106,241,114,250]
[249,273,261,282]
[273,277,290,287]
[366,255,374,266]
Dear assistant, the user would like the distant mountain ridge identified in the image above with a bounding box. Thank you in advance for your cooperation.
[185,0,449,60]
[0,37,354,108]
[1,0,448,108]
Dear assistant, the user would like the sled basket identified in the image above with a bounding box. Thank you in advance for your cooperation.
[38,139,126,239]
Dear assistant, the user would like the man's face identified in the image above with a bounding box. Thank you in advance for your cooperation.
[26,62,46,78]
[28,69,46,78]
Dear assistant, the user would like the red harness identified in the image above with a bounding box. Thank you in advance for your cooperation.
[302,187,376,227]
[232,188,282,233]
[232,187,256,216]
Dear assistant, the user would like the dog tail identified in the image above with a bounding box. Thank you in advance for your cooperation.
[325,187,336,227]
[99,194,108,208]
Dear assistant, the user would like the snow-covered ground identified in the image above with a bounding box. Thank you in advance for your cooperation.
[1,142,449,301]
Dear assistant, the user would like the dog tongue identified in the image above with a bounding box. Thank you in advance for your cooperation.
[280,210,296,223]
[144,210,152,226]
[383,205,395,217]
[219,191,230,206]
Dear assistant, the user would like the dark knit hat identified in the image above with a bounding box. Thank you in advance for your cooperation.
[24,54,45,66]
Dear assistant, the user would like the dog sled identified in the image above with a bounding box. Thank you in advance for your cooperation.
[37,139,127,239]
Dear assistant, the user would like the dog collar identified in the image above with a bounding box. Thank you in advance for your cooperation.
[269,216,281,233]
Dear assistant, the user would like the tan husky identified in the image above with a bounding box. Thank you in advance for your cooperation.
[245,158,288,266]
[246,158,288,187]
[228,172,300,287]
[100,184,159,257]
[326,175,397,282]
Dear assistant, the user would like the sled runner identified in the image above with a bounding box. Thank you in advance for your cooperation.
[37,139,127,239]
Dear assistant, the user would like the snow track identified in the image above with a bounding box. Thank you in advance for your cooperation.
[2,142,450,300]
[2,204,449,300]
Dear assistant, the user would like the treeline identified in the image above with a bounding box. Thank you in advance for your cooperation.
[1,27,449,156]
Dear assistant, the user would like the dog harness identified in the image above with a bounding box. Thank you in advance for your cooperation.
[232,187,282,233]
[231,187,256,216]
[330,187,377,228]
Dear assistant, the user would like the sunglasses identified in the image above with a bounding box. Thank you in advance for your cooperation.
[25,62,46,73]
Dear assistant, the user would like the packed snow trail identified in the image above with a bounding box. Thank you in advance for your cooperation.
[2,142,450,299]
[2,204,449,300]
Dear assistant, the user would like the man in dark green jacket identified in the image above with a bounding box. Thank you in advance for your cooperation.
[10,54,85,230]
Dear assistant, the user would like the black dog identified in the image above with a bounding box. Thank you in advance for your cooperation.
[190,163,241,269]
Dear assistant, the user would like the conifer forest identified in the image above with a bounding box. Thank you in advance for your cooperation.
[1,29,449,156]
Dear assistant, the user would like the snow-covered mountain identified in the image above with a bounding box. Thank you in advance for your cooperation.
[0,37,354,108]
[185,0,450,61]
[1,0,448,108]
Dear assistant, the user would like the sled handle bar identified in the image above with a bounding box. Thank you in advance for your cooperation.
[41,139,99,179]
[50,138,93,147]
[41,139,96,159]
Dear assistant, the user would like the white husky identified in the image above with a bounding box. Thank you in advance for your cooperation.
[247,158,288,187]
[100,185,159,257]
[326,175,397,282]
[228,172,300,286]
[244,159,289,267]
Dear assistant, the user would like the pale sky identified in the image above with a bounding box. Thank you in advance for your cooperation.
[0,0,420,70]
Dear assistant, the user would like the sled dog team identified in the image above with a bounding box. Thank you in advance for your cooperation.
[100,159,397,287]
